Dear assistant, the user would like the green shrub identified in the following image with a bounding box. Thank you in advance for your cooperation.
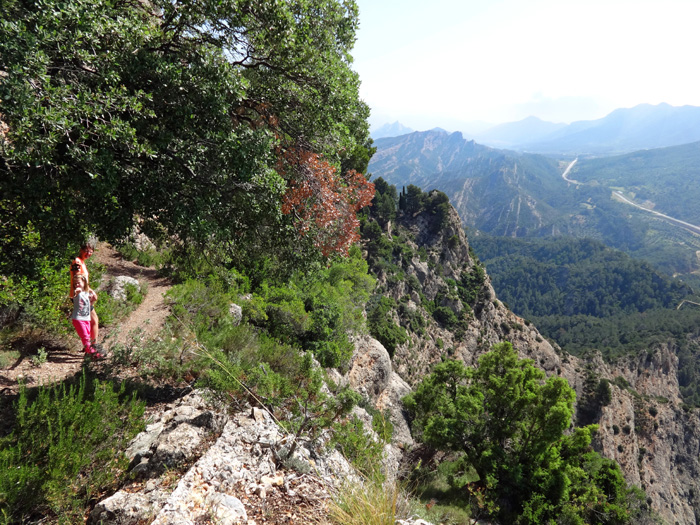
[367,297,408,357]
[432,306,458,328]
[0,372,145,523]
[1,257,70,334]
[330,415,385,479]
[404,343,647,524]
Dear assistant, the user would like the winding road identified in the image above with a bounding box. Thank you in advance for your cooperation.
[560,158,700,236]
[613,191,700,235]
[561,158,580,184]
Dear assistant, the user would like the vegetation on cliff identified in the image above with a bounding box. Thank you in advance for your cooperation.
[0,1,675,523]
[405,342,647,524]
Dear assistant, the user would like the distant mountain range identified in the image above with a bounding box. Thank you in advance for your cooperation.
[374,104,700,155]
[371,121,414,139]
[368,129,700,283]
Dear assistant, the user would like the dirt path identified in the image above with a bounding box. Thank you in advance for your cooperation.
[94,246,172,348]
[0,244,172,394]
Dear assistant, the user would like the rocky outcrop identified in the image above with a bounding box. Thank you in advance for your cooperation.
[108,275,142,301]
[94,199,700,524]
[91,393,357,525]
[371,203,580,391]
[346,334,413,447]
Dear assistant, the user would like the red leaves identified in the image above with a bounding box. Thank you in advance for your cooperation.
[279,149,374,257]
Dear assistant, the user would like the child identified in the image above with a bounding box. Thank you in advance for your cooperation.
[71,274,103,359]
[69,239,99,344]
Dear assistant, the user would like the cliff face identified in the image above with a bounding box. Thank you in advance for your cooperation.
[367,200,580,390]
[366,200,700,524]
[595,345,700,524]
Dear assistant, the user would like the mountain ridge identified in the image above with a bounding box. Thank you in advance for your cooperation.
[477,103,700,154]
[374,104,700,156]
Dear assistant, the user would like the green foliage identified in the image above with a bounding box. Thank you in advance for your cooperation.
[471,235,692,319]
[404,342,647,524]
[432,305,458,328]
[0,256,70,333]
[1,0,372,279]
[0,372,145,523]
[471,234,700,406]
[330,415,386,479]
[424,191,452,232]
[30,346,48,367]
[404,185,426,215]
[457,265,487,306]
[367,297,408,357]
[577,367,613,425]
[165,249,373,370]
[115,242,167,269]
[372,177,398,225]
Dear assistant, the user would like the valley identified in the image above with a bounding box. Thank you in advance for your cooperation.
[369,130,700,285]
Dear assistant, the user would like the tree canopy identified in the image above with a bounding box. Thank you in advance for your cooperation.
[404,342,647,524]
[0,0,374,277]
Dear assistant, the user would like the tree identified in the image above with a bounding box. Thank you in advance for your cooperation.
[404,342,646,524]
[404,184,425,215]
[0,0,373,277]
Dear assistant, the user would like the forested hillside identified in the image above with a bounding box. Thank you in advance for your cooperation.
[471,235,693,318]
[572,141,700,224]
[472,234,700,406]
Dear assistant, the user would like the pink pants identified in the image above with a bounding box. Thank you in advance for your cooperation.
[72,319,91,349]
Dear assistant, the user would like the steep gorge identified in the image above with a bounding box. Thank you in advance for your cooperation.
[363,192,700,524]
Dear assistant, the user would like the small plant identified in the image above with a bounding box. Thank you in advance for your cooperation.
[30,346,48,367]
[328,477,412,525]
[0,349,20,369]
[124,282,146,305]
[330,415,386,480]
[0,371,145,522]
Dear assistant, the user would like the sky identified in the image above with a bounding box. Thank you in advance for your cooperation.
[351,0,700,133]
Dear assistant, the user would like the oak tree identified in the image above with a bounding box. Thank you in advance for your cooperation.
[0,0,373,277]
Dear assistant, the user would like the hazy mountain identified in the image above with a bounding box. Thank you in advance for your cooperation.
[517,103,700,155]
[370,130,564,235]
[468,104,700,155]
[474,116,566,149]
[371,121,414,139]
[368,130,700,281]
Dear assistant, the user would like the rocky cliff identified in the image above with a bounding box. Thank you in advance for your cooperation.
[361,194,700,524]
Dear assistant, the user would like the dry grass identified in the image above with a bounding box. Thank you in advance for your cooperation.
[327,477,413,525]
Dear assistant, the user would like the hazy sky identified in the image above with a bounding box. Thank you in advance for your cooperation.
[352,0,700,132]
